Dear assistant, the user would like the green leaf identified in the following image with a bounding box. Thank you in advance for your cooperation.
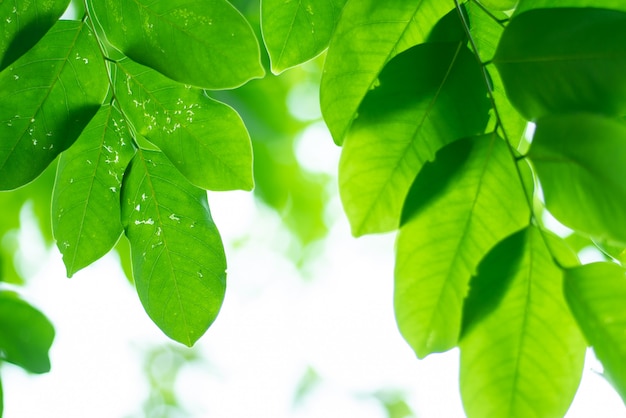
[0,291,55,374]
[494,8,626,120]
[0,20,108,190]
[516,0,626,14]
[320,0,454,144]
[121,149,226,346]
[52,104,136,277]
[529,113,626,245]
[114,58,253,191]
[477,0,517,10]
[87,0,264,89]
[394,134,529,358]
[0,0,70,70]
[460,227,585,418]
[564,262,626,401]
[261,0,346,74]
[339,41,489,236]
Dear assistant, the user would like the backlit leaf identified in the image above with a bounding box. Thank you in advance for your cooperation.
[261,0,346,74]
[460,227,585,418]
[121,149,226,346]
[395,134,529,358]
[114,58,253,191]
[52,104,135,277]
[529,113,626,245]
[0,20,108,190]
[87,0,264,89]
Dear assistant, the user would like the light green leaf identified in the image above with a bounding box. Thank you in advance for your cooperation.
[529,113,626,245]
[87,0,264,89]
[52,104,136,277]
[394,134,529,358]
[478,0,517,10]
[340,41,489,236]
[494,8,626,120]
[114,58,253,191]
[460,227,585,418]
[121,149,226,346]
[261,0,346,74]
[0,291,55,374]
[0,20,108,190]
[0,0,69,70]
[564,262,626,401]
[320,0,454,144]
[516,0,626,14]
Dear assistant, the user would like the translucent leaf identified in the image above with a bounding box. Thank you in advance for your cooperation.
[261,0,346,74]
[87,0,264,89]
[114,58,253,191]
[121,149,226,346]
[0,20,108,190]
[52,104,135,277]
[460,227,585,418]
[529,113,626,245]
[339,42,489,236]
[494,8,626,120]
[0,291,55,374]
[394,134,529,358]
[320,0,454,144]
[564,262,626,401]
[478,0,517,10]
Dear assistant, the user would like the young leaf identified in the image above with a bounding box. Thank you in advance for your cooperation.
[320,0,454,144]
[0,291,55,374]
[494,8,626,120]
[87,0,264,89]
[529,113,626,245]
[564,262,626,401]
[0,20,108,190]
[114,58,253,191]
[460,227,585,418]
[52,104,135,277]
[121,149,226,346]
[261,0,347,74]
[339,42,489,236]
[394,134,529,358]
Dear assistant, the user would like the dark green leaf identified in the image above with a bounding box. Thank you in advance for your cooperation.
[320,0,454,144]
[516,0,626,14]
[529,113,626,245]
[87,0,264,89]
[494,8,626,120]
[121,149,226,346]
[564,262,626,401]
[52,104,135,277]
[0,20,108,190]
[261,0,346,74]
[339,42,489,235]
[114,58,253,191]
[0,291,55,374]
[395,134,529,358]
[460,227,585,418]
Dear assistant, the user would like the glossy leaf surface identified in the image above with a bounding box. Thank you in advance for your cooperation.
[52,104,135,277]
[0,20,108,190]
[114,58,253,191]
[395,134,529,358]
[121,149,226,346]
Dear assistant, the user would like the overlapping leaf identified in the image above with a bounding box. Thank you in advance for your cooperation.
[564,262,626,401]
[114,58,253,191]
[339,41,489,236]
[0,291,55,374]
[394,134,529,358]
[529,113,626,245]
[52,104,135,277]
[121,149,226,346]
[0,20,108,190]
[320,0,454,144]
[460,227,585,418]
[261,0,346,74]
[87,0,264,89]
[494,8,626,120]
[516,0,626,14]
